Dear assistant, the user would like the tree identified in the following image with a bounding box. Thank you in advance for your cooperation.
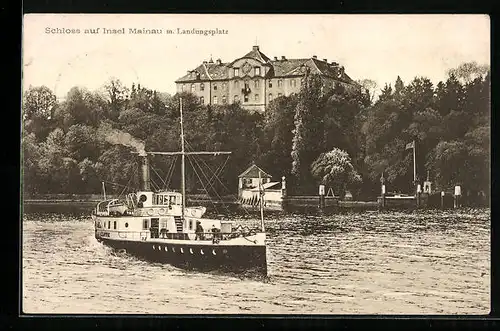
[103,78,129,120]
[21,133,41,195]
[291,71,325,191]
[23,85,57,120]
[394,76,404,96]
[23,86,58,140]
[53,87,107,130]
[260,94,298,178]
[64,124,101,161]
[311,148,362,197]
[356,79,378,103]
[447,61,489,84]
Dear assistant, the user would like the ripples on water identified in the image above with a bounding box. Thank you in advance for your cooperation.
[22,205,490,314]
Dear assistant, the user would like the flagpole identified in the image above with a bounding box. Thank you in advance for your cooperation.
[258,171,265,233]
[413,140,416,185]
[102,181,106,200]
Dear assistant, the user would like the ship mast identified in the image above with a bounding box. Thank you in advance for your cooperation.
[180,97,186,220]
[133,98,232,218]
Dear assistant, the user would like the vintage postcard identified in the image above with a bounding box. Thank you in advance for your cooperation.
[21,14,490,314]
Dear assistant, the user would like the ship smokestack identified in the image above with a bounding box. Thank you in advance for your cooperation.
[141,154,151,191]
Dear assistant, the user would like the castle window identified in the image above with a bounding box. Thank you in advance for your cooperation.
[254,94,259,101]
[254,67,261,75]
[143,219,149,230]
[254,80,259,88]
[222,95,227,103]
[213,84,217,91]
[191,84,195,93]
[200,83,205,91]
[269,93,273,101]
[200,96,204,104]
[234,68,239,76]
[268,80,272,88]
[234,95,239,102]
[213,96,218,104]
[278,79,283,87]
[108,221,110,229]
[114,221,117,229]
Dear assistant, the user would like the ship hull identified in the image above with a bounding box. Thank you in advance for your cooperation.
[97,236,267,276]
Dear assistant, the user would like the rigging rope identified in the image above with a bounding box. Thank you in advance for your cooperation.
[184,140,232,215]
[164,155,178,190]
[118,162,138,198]
[184,139,251,216]
[150,164,168,190]
[186,155,221,214]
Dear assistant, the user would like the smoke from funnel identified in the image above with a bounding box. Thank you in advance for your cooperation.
[97,122,146,155]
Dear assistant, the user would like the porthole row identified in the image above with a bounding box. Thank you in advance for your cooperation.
[151,245,225,256]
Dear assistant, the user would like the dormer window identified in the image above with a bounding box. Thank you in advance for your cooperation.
[234,68,239,76]
[254,67,261,75]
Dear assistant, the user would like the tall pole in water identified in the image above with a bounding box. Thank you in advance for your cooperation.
[258,171,265,232]
[180,97,186,220]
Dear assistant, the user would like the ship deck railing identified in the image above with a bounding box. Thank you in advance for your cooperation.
[95,228,261,241]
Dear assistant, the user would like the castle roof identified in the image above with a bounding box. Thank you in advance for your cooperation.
[175,46,356,84]
[241,46,272,63]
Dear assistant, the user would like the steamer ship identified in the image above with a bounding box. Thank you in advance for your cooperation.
[91,98,267,275]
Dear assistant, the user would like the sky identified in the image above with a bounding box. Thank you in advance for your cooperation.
[22,14,490,100]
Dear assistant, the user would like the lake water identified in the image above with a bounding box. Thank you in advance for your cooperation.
[21,204,490,314]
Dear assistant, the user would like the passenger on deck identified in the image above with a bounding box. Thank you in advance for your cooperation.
[195,221,204,240]
[160,228,168,239]
[211,224,221,243]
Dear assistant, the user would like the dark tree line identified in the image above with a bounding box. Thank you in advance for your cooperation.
[22,62,490,202]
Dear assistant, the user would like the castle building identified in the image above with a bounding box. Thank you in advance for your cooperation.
[175,46,360,112]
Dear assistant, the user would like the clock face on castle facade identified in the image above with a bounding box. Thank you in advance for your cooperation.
[242,62,252,75]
